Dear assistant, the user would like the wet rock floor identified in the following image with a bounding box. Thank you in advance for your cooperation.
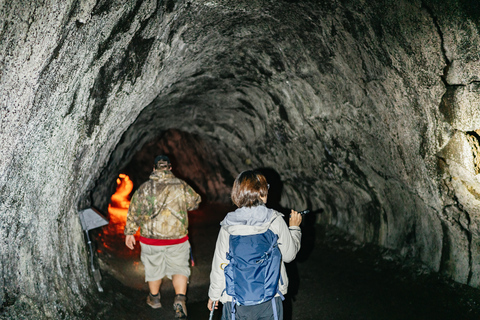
[83,203,480,320]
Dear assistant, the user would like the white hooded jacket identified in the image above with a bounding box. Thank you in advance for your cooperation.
[208,205,302,303]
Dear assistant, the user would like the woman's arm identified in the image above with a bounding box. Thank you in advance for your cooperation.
[271,210,302,263]
[208,227,229,300]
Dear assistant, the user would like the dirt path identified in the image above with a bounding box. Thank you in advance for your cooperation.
[83,203,480,320]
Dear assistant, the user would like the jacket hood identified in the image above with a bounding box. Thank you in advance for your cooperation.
[149,170,174,181]
[220,205,283,235]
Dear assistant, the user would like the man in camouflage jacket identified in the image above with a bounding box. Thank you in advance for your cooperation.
[125,155,201,319]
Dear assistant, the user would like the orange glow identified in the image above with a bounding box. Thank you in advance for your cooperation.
[105,174,139,236]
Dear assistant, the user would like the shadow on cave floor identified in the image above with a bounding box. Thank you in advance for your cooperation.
[82,202,480,320]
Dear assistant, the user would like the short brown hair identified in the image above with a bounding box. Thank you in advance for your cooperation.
[154,155,171,170]
[231,170,268,207]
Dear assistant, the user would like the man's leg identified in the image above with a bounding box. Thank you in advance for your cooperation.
[148,279,162,295]
[140,242,165,309]
[172,274,188,318]
[172,274,187,295]
[146,279,162,309]
[168,242,190,319]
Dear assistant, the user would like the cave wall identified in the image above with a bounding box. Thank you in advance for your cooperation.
[1,0,480,317]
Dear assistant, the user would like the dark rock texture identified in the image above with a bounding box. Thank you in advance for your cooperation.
[1,0,480,318]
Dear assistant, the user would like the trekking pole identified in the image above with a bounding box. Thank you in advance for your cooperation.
[208,301,216,320]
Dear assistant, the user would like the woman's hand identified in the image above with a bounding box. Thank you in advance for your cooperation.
[207,298,219,311]
[289,209,302,227]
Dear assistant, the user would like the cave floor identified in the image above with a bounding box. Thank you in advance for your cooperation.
[82,203,480,320]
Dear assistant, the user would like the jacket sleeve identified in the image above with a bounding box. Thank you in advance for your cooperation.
[270,216,302,263]
[208,227,229,301]
[124,190,140,235]
[184,183,201,211]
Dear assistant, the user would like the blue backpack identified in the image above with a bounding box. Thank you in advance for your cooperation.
[224,229,283,319]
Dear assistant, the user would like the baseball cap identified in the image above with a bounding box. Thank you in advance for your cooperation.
[154,155,170,166]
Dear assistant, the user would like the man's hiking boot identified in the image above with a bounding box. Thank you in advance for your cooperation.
[173,294,187,319]
[147,292,162,309]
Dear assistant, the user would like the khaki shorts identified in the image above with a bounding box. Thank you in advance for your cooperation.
[140,240,191,282]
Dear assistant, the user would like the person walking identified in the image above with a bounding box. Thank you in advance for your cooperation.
[207,170,302,319]
[124,155,201,319]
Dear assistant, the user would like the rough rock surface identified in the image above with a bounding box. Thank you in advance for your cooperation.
[1,0,480,318]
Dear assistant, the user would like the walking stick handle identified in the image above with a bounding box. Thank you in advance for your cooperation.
[208,301,216,320]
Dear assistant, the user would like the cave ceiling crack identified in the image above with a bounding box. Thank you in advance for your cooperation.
[421,3,479,167]
[420,1,450,84]
[94,0,145,62]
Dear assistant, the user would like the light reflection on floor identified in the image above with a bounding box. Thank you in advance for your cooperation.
[94,202,235,294]
[96,233,147,290]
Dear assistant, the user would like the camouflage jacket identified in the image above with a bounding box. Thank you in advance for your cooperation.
[124,170,201,239]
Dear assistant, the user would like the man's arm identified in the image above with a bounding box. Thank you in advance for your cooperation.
[124,191,141,249]
[125,235,136,250]
[184,184,201,210]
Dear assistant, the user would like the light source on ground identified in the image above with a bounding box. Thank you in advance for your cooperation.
[105,174,137,235]
[98,173,140,258]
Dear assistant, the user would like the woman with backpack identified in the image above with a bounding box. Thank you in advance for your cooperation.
[207,170,302,320]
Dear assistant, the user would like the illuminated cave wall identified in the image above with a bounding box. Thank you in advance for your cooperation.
[93,128,232,214]
[1,0,480,317]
